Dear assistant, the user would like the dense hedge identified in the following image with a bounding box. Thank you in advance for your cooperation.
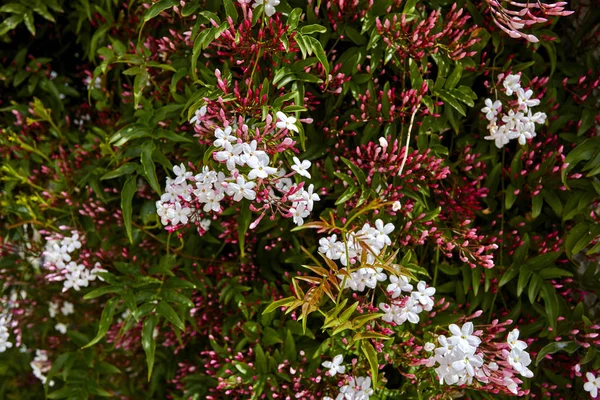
[1,0,600,399]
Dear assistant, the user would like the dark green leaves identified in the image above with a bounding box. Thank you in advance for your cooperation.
[141,141,161,194]
[142,315,158,381]
[121,175,137,244]
[82,298,118,348]
[157,301,185,331]
[143,0,178,22]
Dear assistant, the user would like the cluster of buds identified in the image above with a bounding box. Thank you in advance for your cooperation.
[485,0,574,43]
[354,81,429,123]
[376,4,478,61]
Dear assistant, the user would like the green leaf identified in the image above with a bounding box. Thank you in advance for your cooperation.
[578,108,596,136]
[499,265,519,287]
[335,186,358,205]
[223,0,238,22]
[408,58,423,90]
[403,0,418,13]
[144,0,177,22]
[353,331,391,341]
[287,8,302,31]
[83,285,123,300]
[142,315,158,381]
[532,194,543,218]
[254,344,268,374]
[263,296,296,314]
[23,10,35,35]
[149,254,176,276]
[361,341,379,388]
[82,298,118,348]
[535,341,579,366]
[340,156,366,186]
[283,329,297,361]
[436,89,466,117]
[119,175,137,245]
[305,36,330,76]
[444,63,463,90]
[301,24,327,34]
[161,290,195,308]
[541,283,559,331]
[141,141,161,194]
[238,202,252,258]
[100,162,139,180]
[157,301,185,331]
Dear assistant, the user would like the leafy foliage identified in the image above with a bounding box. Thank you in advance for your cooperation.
[0,0,599,399]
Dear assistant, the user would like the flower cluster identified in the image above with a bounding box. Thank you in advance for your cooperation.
[48,301,74,335]
[319,220,394,274]
[428,324,533,395]
[318,220,437,326]
[0,316,12,353]
[157,112,319,230]
[379,280,436,326]
[323,375,374,400]
[42,231,105,292]
[483,73,547,148]
[30,349,54,386]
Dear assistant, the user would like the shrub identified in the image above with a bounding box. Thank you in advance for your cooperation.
[0,0,599,399]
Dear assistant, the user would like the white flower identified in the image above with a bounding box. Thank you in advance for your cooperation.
[173,163,193,185]
[275,111,298,132]
[60,302,74,316]
[215,142,242,171]
[168,202,191,225]
[213,126,236,148]
[507,348,533,378]
[318,235,343,260]
[338,376,373,400]
[252,0,280,17]
[374,219,394,246]
[203,191,224,213]
[507,329,527,351]
[379,137,388,147]
[503,74,521,96]
[247,157,277,180]
[322,354,345,377]
[301,184,320,211]
[484,122,511,149]
[291,157,311,178]
[516,88,540,110]
[226,176,256,202]
[392,201,402,211]
[529,111,547,124]
[424,342,436,352]
[448,322,480,354]
[503,376,519,395]
[387,275,413,298]
[290,202,310,226]
[481,98,502,121]
[411,281,436,311]
[55,323,68,334]
[190,105,207,125]
[0,317,13,353]
[584,372,600,398]
[451,350,484,377]
[60,233,82,254]
[199,218,211,231]
[48,302,59,318]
